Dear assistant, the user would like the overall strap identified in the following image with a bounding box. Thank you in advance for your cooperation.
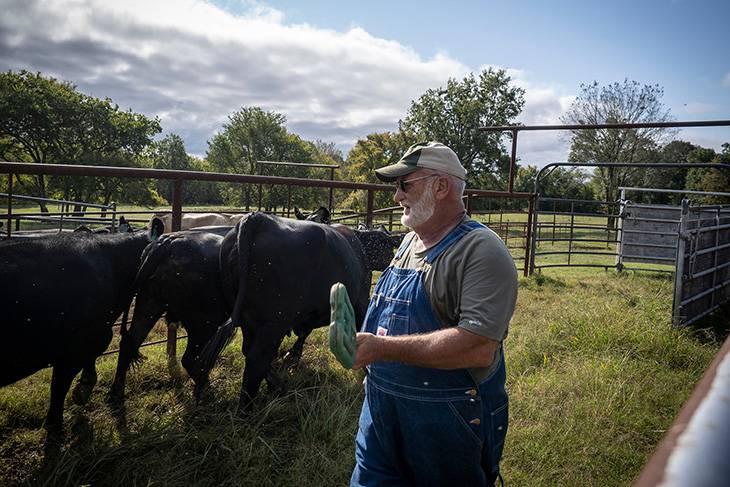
[424,219,484,264]
[394,232,418,260]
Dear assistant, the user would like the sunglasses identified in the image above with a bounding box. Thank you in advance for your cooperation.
[395,174,439,192]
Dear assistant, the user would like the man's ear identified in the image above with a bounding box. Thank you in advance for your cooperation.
[434,175,450,200]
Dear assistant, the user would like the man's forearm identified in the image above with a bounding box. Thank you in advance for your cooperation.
[354,327,498,370]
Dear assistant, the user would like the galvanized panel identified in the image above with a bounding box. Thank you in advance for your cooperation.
[620,203,681,265]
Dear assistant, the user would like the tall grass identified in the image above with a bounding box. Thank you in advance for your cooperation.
[0,270,724,486]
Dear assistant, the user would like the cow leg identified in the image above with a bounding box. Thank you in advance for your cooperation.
[71,364,97,405]
[281,327,312,369]
[46,363,82,440]
[109,304,162,407]
[238,323,289,415]
[181,328,209,401]
[166,321,184,384]
[265,369,286,395]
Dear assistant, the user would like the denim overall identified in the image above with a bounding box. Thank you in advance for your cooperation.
[351,220,508,487]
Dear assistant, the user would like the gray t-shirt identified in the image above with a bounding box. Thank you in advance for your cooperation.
[392,216,518,381]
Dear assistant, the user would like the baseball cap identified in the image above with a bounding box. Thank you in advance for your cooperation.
[375,141,467,182]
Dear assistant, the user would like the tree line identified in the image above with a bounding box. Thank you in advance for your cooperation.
[1,70,728,215]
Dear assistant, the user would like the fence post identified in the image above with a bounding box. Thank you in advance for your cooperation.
[568,202,575,265]
[110,202,117,232]
[168,179,184,360]
[287,185,292,218]
[615,190,626,271]
[171,179,183,231]
[710,208,721,309]
[6,174,12,239]
[672,199,690,327]
[329,167,335,214]
[523,196,534,277]
[466,193,472,216]
[529,193,540,275]
[366,189,374,227]
[552,200,556,246]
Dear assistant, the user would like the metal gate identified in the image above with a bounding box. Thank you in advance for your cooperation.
[672,199,730,327]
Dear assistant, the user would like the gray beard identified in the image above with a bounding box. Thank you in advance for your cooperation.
[401,186,435,229]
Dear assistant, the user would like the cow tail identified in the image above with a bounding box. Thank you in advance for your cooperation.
[230,212,262,328]
[121,236,173,342]
[196,213,262,379]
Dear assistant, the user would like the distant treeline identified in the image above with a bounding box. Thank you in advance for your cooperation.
[1,71,727,214]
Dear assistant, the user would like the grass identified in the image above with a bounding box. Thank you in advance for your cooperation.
[0,268,724,486]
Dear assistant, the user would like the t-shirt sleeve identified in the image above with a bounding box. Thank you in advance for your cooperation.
[456,231,518,342]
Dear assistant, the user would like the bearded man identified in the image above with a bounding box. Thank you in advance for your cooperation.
[349,142,518,486]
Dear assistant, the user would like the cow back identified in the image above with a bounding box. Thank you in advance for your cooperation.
[221,213,369,330]
[0,232,153,386]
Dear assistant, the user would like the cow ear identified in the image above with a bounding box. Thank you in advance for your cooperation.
[149,217,164,240]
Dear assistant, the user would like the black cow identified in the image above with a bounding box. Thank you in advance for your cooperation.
[108,226,232,406]
[197,212,399,414]
[294,206,331,224]
[74,216,135,234]
[0,222,162,438]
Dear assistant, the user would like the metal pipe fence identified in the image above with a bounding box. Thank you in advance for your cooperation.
[1,161,533,360]
[1,192,118,237]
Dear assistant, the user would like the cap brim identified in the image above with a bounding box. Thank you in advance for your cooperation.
[374,163,419,182]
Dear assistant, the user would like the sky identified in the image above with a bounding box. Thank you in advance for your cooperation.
[1,0,729,167]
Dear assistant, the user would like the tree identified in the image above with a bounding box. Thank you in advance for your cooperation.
[153,133,191,203]
[206,107,316,210]
[399,68,525,188]
[639,140,697,204]
[685,144,730,204]
[341,132,412,211]
[509,165,594,212]
[0,70,161,211]
[561,79,674,220]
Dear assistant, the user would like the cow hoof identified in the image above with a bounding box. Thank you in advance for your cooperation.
[281,351,302,370]
[107,390,125,409]
[192,381,209,403]
[44,423,64,445]
[72,383,94,405]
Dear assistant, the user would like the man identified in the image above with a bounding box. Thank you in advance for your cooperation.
[350,141,518,486]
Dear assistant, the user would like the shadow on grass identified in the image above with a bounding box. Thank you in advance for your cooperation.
[688,302,730,345]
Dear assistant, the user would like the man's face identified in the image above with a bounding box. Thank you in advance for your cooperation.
[395,172,437,229]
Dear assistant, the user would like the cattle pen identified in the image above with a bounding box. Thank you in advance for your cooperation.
[2,119,730,486]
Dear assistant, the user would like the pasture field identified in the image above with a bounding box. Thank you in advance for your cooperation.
[0,268,724,486]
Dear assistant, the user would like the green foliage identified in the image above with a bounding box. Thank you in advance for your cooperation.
[685,144,730,203]
[341,132,410,211]
[152,134,223,205]
[0,70,161,210]
[507,165,594,211]
[207,107,332,210]
[639,140,698,204]
[562,80,674,206]
[399,68,525,189]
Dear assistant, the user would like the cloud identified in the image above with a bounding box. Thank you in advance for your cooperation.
[1,0,569,166]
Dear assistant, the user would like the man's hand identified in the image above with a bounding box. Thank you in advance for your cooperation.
[352,332,383,370]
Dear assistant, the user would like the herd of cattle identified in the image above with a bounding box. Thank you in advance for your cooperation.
[0,208,402,440]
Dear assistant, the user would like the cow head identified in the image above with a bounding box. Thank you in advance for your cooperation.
[354,225,404,271]
[306,207,330,224]
[294,206,330,224]
[117,216,135,233]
